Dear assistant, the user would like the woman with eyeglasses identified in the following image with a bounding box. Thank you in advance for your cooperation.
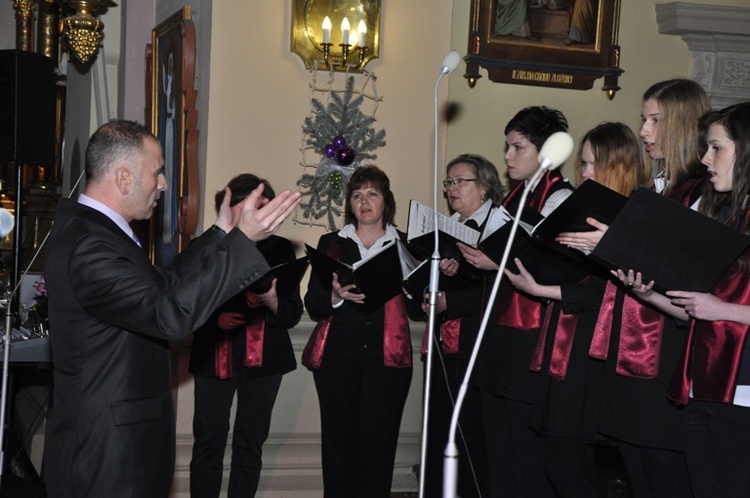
[421,154,504,498]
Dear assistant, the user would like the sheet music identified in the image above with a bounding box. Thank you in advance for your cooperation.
[407,200,480,245]
[479,205,512,242]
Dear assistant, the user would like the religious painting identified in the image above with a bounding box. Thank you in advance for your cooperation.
[147,7,200,266]
[465,0,623,97]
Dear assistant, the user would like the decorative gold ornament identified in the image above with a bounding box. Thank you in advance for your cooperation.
[13,0,35,51]
[291,0,381,73]
[61,1,105,64]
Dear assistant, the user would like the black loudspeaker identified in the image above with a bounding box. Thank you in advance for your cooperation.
[0,50,56,166]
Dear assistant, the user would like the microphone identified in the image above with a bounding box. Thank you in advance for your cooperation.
[0,209,15,238]
[440,51,462,75]
[538,131,574,171]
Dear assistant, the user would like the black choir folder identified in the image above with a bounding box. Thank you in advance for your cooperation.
[477,181,630,285]
[591,187,750,293]
[530,180,629,242]
[306,240,417,314]
[478,212,590,285]
[247,256,310,295]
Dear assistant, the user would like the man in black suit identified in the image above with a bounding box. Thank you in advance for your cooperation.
[42,120,300,498]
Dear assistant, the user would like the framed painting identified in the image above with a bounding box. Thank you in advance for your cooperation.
[465,0,624,98]
[147,7,200,266]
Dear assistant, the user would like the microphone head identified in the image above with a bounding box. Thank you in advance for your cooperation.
[440,51,462,75]
[538,132,575,171]
[0,208,14,238]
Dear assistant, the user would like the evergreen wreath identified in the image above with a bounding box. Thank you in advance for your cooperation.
[295,66,385,230]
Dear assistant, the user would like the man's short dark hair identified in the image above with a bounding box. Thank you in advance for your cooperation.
[85,120,156,183]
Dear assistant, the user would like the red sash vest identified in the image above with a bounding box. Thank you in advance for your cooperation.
[302,234,412,370]
[496,170,570,330]
[589,178,704,379]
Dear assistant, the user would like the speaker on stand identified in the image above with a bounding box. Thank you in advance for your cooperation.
[0,49,56,496]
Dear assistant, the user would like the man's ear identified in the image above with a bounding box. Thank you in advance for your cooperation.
[115,167,132,195]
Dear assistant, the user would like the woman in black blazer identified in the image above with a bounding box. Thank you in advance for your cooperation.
[304,166,415,498]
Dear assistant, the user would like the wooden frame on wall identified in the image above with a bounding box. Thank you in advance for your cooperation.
[465,0,623,98]
[147,6,200,266]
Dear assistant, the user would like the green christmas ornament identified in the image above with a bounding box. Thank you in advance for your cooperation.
[328,170,344,193]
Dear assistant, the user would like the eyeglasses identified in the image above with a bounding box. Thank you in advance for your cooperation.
[442,178,478,188]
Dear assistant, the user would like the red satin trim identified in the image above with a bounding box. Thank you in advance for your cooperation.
[616,295,664,378]
[531,301,580,380]
[496,281,543,330]
[590,281,665,378]
[302,316,332,370]
[669,255,750,404]
[303,296,412,370]
[530,306,555,372]
[215,331,233,380]
[441,319,461,354]
[420,318,460,355]
[590,281,617,360]
[383,296,413,367]
[502,169,566,212]
[497,170,566,329]
[244,316,265,367]
[549,310,580,380]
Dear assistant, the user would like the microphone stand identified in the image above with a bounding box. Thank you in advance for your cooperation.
[441,166,545,497]
[419,52,460,498]
[442,131,573,497]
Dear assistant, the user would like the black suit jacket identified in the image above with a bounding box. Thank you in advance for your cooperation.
[43,199,270,498]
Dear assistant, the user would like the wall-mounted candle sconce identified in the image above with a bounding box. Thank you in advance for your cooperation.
[291,0,381,73]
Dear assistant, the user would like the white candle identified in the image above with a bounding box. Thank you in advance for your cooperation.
[341,17,350,45]
[358,20,367,48]
[322,16,331,44]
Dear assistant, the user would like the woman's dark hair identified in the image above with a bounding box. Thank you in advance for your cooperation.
[504,106,568,151]
[698,102,750,234]
[214,174,275,214]
[446,154,505,206]
[344,166,396,228]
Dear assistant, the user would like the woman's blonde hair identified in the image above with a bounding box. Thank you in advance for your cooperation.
[641,79,711,189]
[576,122,646,196]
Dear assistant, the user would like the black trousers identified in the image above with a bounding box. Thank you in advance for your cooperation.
[616,439,692,498]
[479,390,555,498]
[684,400,750,498]
[313,357,412,498]
[190,372,283,498]
[423,354,488,498]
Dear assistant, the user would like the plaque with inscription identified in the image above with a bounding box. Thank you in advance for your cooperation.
[464,0,624,98]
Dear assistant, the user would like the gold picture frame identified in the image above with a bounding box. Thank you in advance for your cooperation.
[465,0,623,98]
[146,7,200,266]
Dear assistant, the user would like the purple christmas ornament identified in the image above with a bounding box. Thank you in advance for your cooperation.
[332,135,346,148]
[324,144,336,157]
[335,145,356,166]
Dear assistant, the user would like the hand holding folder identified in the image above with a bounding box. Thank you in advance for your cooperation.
[306,240,418,314]
[591,187,750,293]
